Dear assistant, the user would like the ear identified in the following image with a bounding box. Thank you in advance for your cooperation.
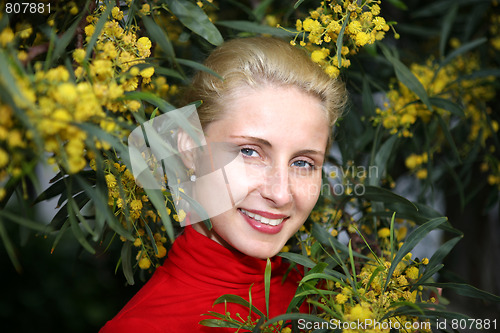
[177,129,198,170]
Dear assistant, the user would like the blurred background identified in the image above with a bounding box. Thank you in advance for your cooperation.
[1,0,499,331]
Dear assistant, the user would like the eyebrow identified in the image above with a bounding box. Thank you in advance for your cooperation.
[230,135,325,157]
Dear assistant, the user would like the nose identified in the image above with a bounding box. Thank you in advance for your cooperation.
[260,164,292,207]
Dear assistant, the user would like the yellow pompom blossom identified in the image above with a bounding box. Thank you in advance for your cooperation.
[101,159,181,270]
[377,227,391,238]
[81,6,157,114]
[372,51,498,184]
[291,0,395,77]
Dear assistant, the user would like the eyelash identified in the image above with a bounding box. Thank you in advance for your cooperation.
[240,147,316,169]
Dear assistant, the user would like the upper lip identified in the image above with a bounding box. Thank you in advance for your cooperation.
[239,208,289,219]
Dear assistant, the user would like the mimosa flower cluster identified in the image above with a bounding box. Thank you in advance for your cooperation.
[372,52,498,182]
[292,0,395,78]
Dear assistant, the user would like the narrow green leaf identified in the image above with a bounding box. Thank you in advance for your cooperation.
[311,223,370,261]
[389,212,396,261]
[435,112,461,162]
[124,91,176,113]
[212,294,265,317]
[380,44,434,112]
[263,313,328,328]
[0,210,51,232]
[387,0,407,10]
[165,0,223,46]
[336,12,350,68]
[429,97,464,117]
[440,38,487,69]
[253,0,273,22]
[121,241,135,285]
[358,186,418,210]
[370,135,398,186]
[67,197,95,254]
[154,66,186,81]
[51,15,81,64]
[142,15,175,59]
[0,217,22,273]
[361,78,376,116]
[299,273,346,287]
[348,240,357,289]
[175,58,223,80]
[423,282,500,303]
[85,4,113,61]
[384,217,447,291]
[294,0,305,9]
[51,221,69,254]
[199,318,251,329]
[264,258,271,319]
[439,4,458,59]
[215,20,295,38]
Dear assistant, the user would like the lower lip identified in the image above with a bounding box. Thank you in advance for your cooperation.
[238,209,287,234]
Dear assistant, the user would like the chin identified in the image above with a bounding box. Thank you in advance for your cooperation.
[234,240,283,259]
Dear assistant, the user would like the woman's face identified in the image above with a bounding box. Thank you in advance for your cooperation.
[192,85,330,259]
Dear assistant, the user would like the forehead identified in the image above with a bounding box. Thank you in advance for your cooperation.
[205,85,329,148]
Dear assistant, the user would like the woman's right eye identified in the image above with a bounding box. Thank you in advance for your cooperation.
[241,148,259,158]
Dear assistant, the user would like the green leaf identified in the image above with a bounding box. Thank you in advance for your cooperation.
[165,0,223,46]
[253,0,273,22]
[387,0,408,10]
[216,20,295,38]
[380,43,434,112]
[142,15,176,59]
[435,112,461,162]
[265,258,271,319]
[67,197,95,255]
[121,241,135,285]
[294,0,305,9]
[0,217,22,273]
[154,66,186,81]
[423,282,500,303]
[123,91,176,112]
[51,14,81,64]
[439,4,458,59]
[212,294,265,318]
[357,186,418,210]
[336,12,350,68]
[311,223,370,261]
[0,210,51,232]
[440,38,487,69]
[199,318,252,329]
[384,217,448,291]
[369,135,398,186]
[263,313,328,328]
[85,4,113,61]
[175,58,223,80]
[300,273,346,287]
[429,97,464,117]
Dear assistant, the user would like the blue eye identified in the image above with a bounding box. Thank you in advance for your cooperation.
[241,148,259,157]
[292,160,314,168]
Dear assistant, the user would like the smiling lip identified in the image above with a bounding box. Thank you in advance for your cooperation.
[238,208,289,234]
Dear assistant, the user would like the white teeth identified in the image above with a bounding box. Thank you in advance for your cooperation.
[240,209,285,226]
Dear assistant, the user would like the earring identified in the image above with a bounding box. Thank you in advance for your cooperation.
[188,168,196,182]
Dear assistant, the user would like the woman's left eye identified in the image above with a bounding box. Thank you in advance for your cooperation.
[291,160,314,168]
[241,148,259,157]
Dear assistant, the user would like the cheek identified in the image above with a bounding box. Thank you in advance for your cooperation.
[293,175,323,212]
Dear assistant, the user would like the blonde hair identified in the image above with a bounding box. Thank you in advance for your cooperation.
[182,37,347,128]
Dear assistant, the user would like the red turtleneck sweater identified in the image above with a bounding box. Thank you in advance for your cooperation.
[100,226,303,332]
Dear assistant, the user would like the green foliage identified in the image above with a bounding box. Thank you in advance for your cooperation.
[0,0,499,331]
